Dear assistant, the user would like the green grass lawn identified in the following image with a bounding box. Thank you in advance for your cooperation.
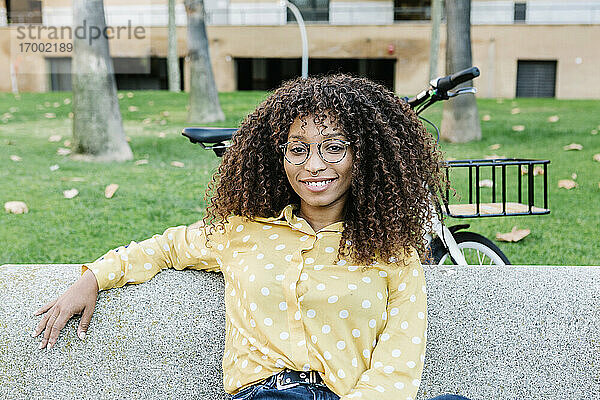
[1,91,598,265]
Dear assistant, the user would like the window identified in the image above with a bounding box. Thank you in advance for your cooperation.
[394,0,431,21]
[287,0,329,23]
[514,2,527,23]
[6,0,42,24]
[516,60,557,98]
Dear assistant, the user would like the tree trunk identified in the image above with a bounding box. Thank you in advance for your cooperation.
[185,0,225,123]
[168,0,181,92]
[440,0,481,143]
[71,0,133,161]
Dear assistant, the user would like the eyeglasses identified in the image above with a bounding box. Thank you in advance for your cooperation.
[279,139,352,165]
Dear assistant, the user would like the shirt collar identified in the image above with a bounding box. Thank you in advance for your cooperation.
[254,204,344,234]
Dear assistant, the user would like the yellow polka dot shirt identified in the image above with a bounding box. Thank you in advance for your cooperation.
[82,203,427,400]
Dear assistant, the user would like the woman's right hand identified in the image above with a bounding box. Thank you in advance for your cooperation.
[32,269,100,349]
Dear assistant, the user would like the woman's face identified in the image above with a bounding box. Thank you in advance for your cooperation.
[283,113,354,210]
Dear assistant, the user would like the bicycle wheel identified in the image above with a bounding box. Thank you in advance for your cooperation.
[431,231,511,266]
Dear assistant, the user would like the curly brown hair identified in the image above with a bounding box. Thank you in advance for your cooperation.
[202,73,447,267]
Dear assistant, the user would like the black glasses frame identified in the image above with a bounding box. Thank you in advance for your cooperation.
[279,139,352,165]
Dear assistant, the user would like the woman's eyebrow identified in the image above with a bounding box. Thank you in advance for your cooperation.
[288,132,346,140]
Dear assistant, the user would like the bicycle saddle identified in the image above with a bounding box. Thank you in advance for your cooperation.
[181,127,237,144]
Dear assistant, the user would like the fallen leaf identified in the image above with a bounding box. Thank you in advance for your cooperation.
[4,201,28,214]
[591,129,598,135]
[511,108,520,114]
[563,143,583,151]
[128,106,138,112]
[158,132,166,138]
[63,188,79,199]
[512,125,525,132]
[126,136,131,143]
[44,102,51,107]
[478,179,493,188]
[489,144,501,150]
[535,166,544,176]
[126,92,134,98]
[593,154,600,162]
[63,140,71,147]
[10,155,22,162]
[571,173,577,180]
[57,147,71,156]
[44,113,56,119]
[117,93,124,99]
[482,114,491,121]
[520,166,544,176]
[558,179,577,189]
[134,159,148,165]
[105,184,119,199]
[484,154,506,160]
[48,135,62,142]
[159,119,167,125]
[142,118,152,124]
[63,98,71,105]
[496,226,530,242]
[171,161,185,168]
[547,115,559,123]
[68,112,74,119]
[50,164,60,171]
[160,111,170,117]
[53,102,60,108]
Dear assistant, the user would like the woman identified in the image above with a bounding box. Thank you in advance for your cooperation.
[32,74,470,400]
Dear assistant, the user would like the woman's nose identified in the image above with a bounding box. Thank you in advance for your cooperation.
[304,145,327,172]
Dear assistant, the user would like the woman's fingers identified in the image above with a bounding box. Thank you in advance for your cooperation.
[46,312,71,349]
[39,310,60,349]
[77,304,96,340]
[32,306,55,338]
[34,299,57,316]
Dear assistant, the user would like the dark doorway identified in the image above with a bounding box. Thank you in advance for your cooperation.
[114,57,184,90]
[235,58,395,92]
[516,60,557,98]
[48,57,185,91]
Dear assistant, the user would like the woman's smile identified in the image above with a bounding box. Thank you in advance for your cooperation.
[299,177,338,192]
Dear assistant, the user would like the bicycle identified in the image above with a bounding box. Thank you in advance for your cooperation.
[181,67,550,266]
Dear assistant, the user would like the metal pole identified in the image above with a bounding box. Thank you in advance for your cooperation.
[429,0,442,81]
[281,0,308,78]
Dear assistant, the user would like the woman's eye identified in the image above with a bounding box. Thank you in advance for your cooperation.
[325,144,344,153]
[290,146,307,154]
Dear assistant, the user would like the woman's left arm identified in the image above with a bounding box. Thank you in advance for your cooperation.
[340,249,427,400]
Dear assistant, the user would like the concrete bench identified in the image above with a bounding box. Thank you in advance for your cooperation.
[1,264,598,399]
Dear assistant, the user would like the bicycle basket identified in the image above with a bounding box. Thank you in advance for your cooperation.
[442,158,550,218]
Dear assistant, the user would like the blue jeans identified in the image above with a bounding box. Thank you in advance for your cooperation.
[231,373,471,400]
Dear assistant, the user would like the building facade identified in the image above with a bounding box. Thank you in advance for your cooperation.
[1,0,599,98]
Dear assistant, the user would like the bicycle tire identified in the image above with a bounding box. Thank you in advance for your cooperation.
[431,231,511,266]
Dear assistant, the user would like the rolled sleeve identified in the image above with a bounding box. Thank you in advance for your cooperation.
[340,249,427,400]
